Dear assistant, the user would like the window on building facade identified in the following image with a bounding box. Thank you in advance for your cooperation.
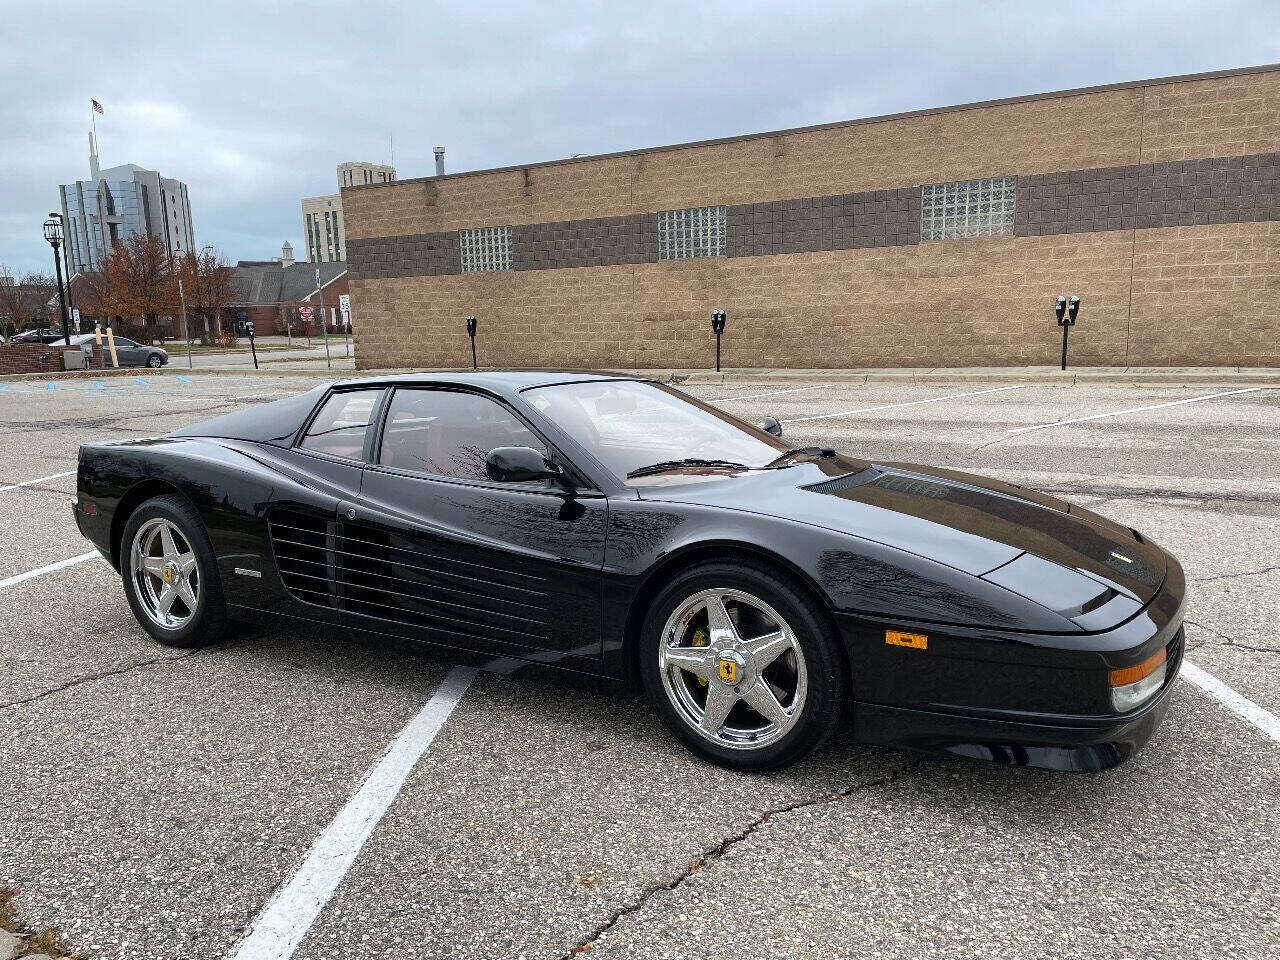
[333,212,341,261]
[658,205,727,260]
[459,226,513,272]
[920,176,1016,241]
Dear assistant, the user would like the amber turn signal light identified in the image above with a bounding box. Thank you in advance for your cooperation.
[1110,647,1166,687]
[886,630,928,650]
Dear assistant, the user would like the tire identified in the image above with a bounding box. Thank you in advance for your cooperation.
[120,494,227,648]
[640,560,846,771]
[146,354,164,368]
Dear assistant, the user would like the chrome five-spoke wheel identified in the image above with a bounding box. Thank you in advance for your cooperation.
[658,588,808,750]
[129,517,200,631]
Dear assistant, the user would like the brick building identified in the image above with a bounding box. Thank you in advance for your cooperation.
[224,252,349,336]
[342,64,1280,370]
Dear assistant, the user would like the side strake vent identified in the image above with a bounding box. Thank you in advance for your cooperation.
[802,468,881,496]
[268,508,550,647]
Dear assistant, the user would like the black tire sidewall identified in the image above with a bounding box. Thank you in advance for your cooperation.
[640,561,846,771]
[120,495,225,648]
[147,354,163,368]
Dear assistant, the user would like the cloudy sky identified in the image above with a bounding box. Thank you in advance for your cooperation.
[1,0,1276,274]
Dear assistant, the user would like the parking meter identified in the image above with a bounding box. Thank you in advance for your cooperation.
[245,320,259,370]
[711,309,726,372]
[1055,295,1080,371]
[466,315,478,369]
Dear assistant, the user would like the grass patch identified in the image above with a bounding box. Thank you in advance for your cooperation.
[0,886,79,958]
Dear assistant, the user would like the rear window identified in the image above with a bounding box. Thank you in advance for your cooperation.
[298,389,382,460]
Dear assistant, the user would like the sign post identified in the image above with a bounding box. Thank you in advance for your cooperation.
[339,294,351,357]
[315,268,331,369]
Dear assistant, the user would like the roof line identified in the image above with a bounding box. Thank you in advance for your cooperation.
[344,62,1280,191]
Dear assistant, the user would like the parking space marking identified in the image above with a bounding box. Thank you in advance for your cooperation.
[0,552,101,589]
[1183,660,1280,743]
[1007,387,1265,435]
[227,665,478,960]
[709,383,834,403]
[0,470,76,492]
[782,384,1026,423]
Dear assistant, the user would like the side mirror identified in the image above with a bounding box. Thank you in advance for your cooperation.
[486,446,563,483]
[760,416,783,437]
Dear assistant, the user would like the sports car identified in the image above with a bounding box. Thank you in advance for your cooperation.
[74,372,1185,772]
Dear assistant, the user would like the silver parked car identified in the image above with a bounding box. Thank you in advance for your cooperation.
[51,335,169,368]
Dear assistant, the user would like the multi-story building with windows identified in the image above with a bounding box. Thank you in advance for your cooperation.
[341,64,1280,370]
[302,162,396,263]
[58,134,195,274]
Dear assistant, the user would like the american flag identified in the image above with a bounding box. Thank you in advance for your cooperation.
[91,99,104,115]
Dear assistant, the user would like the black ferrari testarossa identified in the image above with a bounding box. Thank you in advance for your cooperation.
[75,372,1185,772]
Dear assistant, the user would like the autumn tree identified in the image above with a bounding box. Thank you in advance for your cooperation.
[99,234,178,338]
[0,268,59,335]
[177,248,233,343]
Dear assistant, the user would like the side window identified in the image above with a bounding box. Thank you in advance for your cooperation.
[114,338,136,348]
[299,389,382,460]
[379,389,546,481]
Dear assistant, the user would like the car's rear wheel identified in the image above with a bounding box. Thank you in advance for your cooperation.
[640,560,846,771]
[146,353,164,368]
[121,495,226,648]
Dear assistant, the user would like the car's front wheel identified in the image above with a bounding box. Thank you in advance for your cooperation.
[146,353,164,368]
[640,560,846,771]
[120,495,227,648]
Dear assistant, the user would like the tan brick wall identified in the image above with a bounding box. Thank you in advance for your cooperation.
[1129,222,1280,365]
[345,67,1280,370]
[351,232,1141,370]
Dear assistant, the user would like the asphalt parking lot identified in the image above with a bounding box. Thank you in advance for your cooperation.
[1,371,1277,960]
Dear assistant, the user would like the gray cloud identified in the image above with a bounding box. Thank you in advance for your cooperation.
[2,0,1276,273]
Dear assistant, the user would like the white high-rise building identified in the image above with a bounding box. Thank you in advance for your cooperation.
[58,133,195,274]
[302,162,396,263]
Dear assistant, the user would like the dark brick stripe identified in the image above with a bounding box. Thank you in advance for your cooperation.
[349,151,1279,281]
[1016,152,1280,236]
[727,188,920,257]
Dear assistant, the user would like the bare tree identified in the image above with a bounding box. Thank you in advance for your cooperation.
[177,248,233,344]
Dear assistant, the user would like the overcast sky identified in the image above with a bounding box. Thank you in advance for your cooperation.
[1,0,1276,274]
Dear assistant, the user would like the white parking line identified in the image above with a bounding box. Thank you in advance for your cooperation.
[782,384,1026,424]
[0,470,76,492]
[709,383,834,403]
[1183,660,1280,743]
[0,552,101,588]
[227,665,477,960]
[1007,387,1265,435]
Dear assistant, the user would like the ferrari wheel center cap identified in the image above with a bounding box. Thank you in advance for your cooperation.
[715,650,748,687]
[162,561,181,586]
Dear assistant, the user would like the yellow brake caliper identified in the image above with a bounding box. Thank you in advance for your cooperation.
[691,627,709,686]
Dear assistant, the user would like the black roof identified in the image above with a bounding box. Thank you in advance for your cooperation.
[331,369,644,392]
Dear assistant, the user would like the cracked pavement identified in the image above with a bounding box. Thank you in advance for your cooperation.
[1,374,1278,959]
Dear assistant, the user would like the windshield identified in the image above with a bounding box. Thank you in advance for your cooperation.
[525,380,791,482]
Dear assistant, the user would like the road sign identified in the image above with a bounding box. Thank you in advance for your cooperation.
[299,305,314,321]
[339,294,350,313]
[72,308,81,323]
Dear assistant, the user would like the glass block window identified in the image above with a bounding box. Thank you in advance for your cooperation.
[921,177,1016,241]
[459,226,513,272]
[658,205,726,260]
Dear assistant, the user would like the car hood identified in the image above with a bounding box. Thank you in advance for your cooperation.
[637,457,1167,615]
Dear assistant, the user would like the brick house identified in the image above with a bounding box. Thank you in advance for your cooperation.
[341,63,1280,370]
[224,250,349,336]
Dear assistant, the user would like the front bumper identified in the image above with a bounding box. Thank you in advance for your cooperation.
[851,650,1180,771]
[840,557,1186,772]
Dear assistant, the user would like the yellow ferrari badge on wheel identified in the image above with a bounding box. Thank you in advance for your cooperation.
[717,656,738,684]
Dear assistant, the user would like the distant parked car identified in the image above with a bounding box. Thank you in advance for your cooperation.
[12,328,64,344]
[49,334,168,368]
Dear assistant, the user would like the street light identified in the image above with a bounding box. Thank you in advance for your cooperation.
[42,215,72,348]
[48,213,78,334]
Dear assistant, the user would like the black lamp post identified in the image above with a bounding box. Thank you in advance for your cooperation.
[43,215,72,347]
[49,213,78,333]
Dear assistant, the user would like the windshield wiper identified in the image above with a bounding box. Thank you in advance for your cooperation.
[763,446,837,468]
[625,458,749,479]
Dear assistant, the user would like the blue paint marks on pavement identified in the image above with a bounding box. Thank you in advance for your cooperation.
[176,375,192,383]
[91,380,105,389]
[134,377,149,386]
[46,382,57,391]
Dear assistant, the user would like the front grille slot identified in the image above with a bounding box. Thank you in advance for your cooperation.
[268,507,550,644]
[1165,626,1185,686]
